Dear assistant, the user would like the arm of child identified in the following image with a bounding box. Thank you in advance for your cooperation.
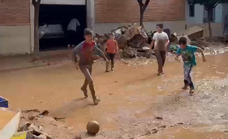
[150,33,156,50]
[197,47,206,62]
[104,41,108,53]
[71,42,83,63]
[115,41,119,54]
[175,47,181,62]
[71,42,83,70]
[94,43,108,62]
[164,33,170,51]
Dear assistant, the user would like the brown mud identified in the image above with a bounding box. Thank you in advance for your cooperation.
[1,48,228,139]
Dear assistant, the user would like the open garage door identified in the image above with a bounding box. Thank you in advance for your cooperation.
[39,2,87,51]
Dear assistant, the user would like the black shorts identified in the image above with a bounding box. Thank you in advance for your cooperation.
[106,53,115,61]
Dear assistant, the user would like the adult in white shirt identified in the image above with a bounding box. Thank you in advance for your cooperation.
[150,24,170,76]
[67,18,80,48]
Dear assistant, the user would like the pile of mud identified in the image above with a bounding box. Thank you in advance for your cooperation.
[18,109,76,139]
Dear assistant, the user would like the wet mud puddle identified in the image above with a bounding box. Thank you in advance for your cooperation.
[0,50,228,139]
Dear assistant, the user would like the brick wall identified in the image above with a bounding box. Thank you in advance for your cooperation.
[0,0,30,25]
[95,0,185,23]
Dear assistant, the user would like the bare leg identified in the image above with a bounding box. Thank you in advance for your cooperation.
[81,79,88,98]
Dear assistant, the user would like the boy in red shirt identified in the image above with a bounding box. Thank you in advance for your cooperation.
[72,28,108,105]
[104,33,119,72]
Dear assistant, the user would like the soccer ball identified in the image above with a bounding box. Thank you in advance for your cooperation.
[86,121,100,135]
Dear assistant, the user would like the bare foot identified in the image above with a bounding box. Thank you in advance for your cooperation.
[182,85,188,90]
[93,98,100,105]
[189,88,195,96]
[81,87,88,98]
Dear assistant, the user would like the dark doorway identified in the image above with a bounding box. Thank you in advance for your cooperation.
[39,4,87,51]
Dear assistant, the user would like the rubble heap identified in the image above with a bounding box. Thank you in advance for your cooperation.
[94,24,151,58]
[169,26,208,52]
[11,109,76,139]
[95,25,211,58]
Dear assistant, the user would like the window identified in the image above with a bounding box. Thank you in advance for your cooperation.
[189,4,195,17]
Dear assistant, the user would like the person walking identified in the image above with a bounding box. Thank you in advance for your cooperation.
[104,33,119,72]
[150,24,170,76]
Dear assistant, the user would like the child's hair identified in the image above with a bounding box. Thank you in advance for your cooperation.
[178,37,187,45]
[84,28,93,36]
[109,32,115,36]
[156,24,164,29]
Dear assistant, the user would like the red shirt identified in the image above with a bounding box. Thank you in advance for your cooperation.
[82,41,95,62]
[107,39,118,54]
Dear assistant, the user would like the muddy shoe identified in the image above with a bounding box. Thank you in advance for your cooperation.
[189,88,195,96]
[93,98,100,105]
[81,87,88,98]
[111,68,114,71]
[105,70,109,72]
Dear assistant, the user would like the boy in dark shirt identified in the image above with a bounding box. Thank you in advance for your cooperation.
[72,28,108,105]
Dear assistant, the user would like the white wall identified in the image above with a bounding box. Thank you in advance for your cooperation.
[185,2,224,24]
[215,4,223,23]
[86,0,95,30]
[185,2,204,24]
[222,3,228,21]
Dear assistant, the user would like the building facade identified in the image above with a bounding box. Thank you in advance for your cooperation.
[0,0,185,55]
[185,2,228,37]
[0,0,31,55]
[94,0,185,34]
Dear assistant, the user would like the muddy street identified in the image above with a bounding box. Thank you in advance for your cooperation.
[1,52,228,139]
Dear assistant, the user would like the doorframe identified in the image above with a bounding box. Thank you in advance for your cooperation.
[86,0,95,31]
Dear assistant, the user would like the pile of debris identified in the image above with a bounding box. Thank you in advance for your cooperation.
[95,24,209,58]
[170,26,207,52]
[3,109,77,139]
[95,23,151,58]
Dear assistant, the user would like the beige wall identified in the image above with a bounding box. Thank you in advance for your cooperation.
[95,21,186,34]
[187,23,223,37]
[0,26,31,55]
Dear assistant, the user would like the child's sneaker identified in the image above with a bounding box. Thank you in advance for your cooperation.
[81,87,88,98]
[189,88,195,96]
[93,97,100,105]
